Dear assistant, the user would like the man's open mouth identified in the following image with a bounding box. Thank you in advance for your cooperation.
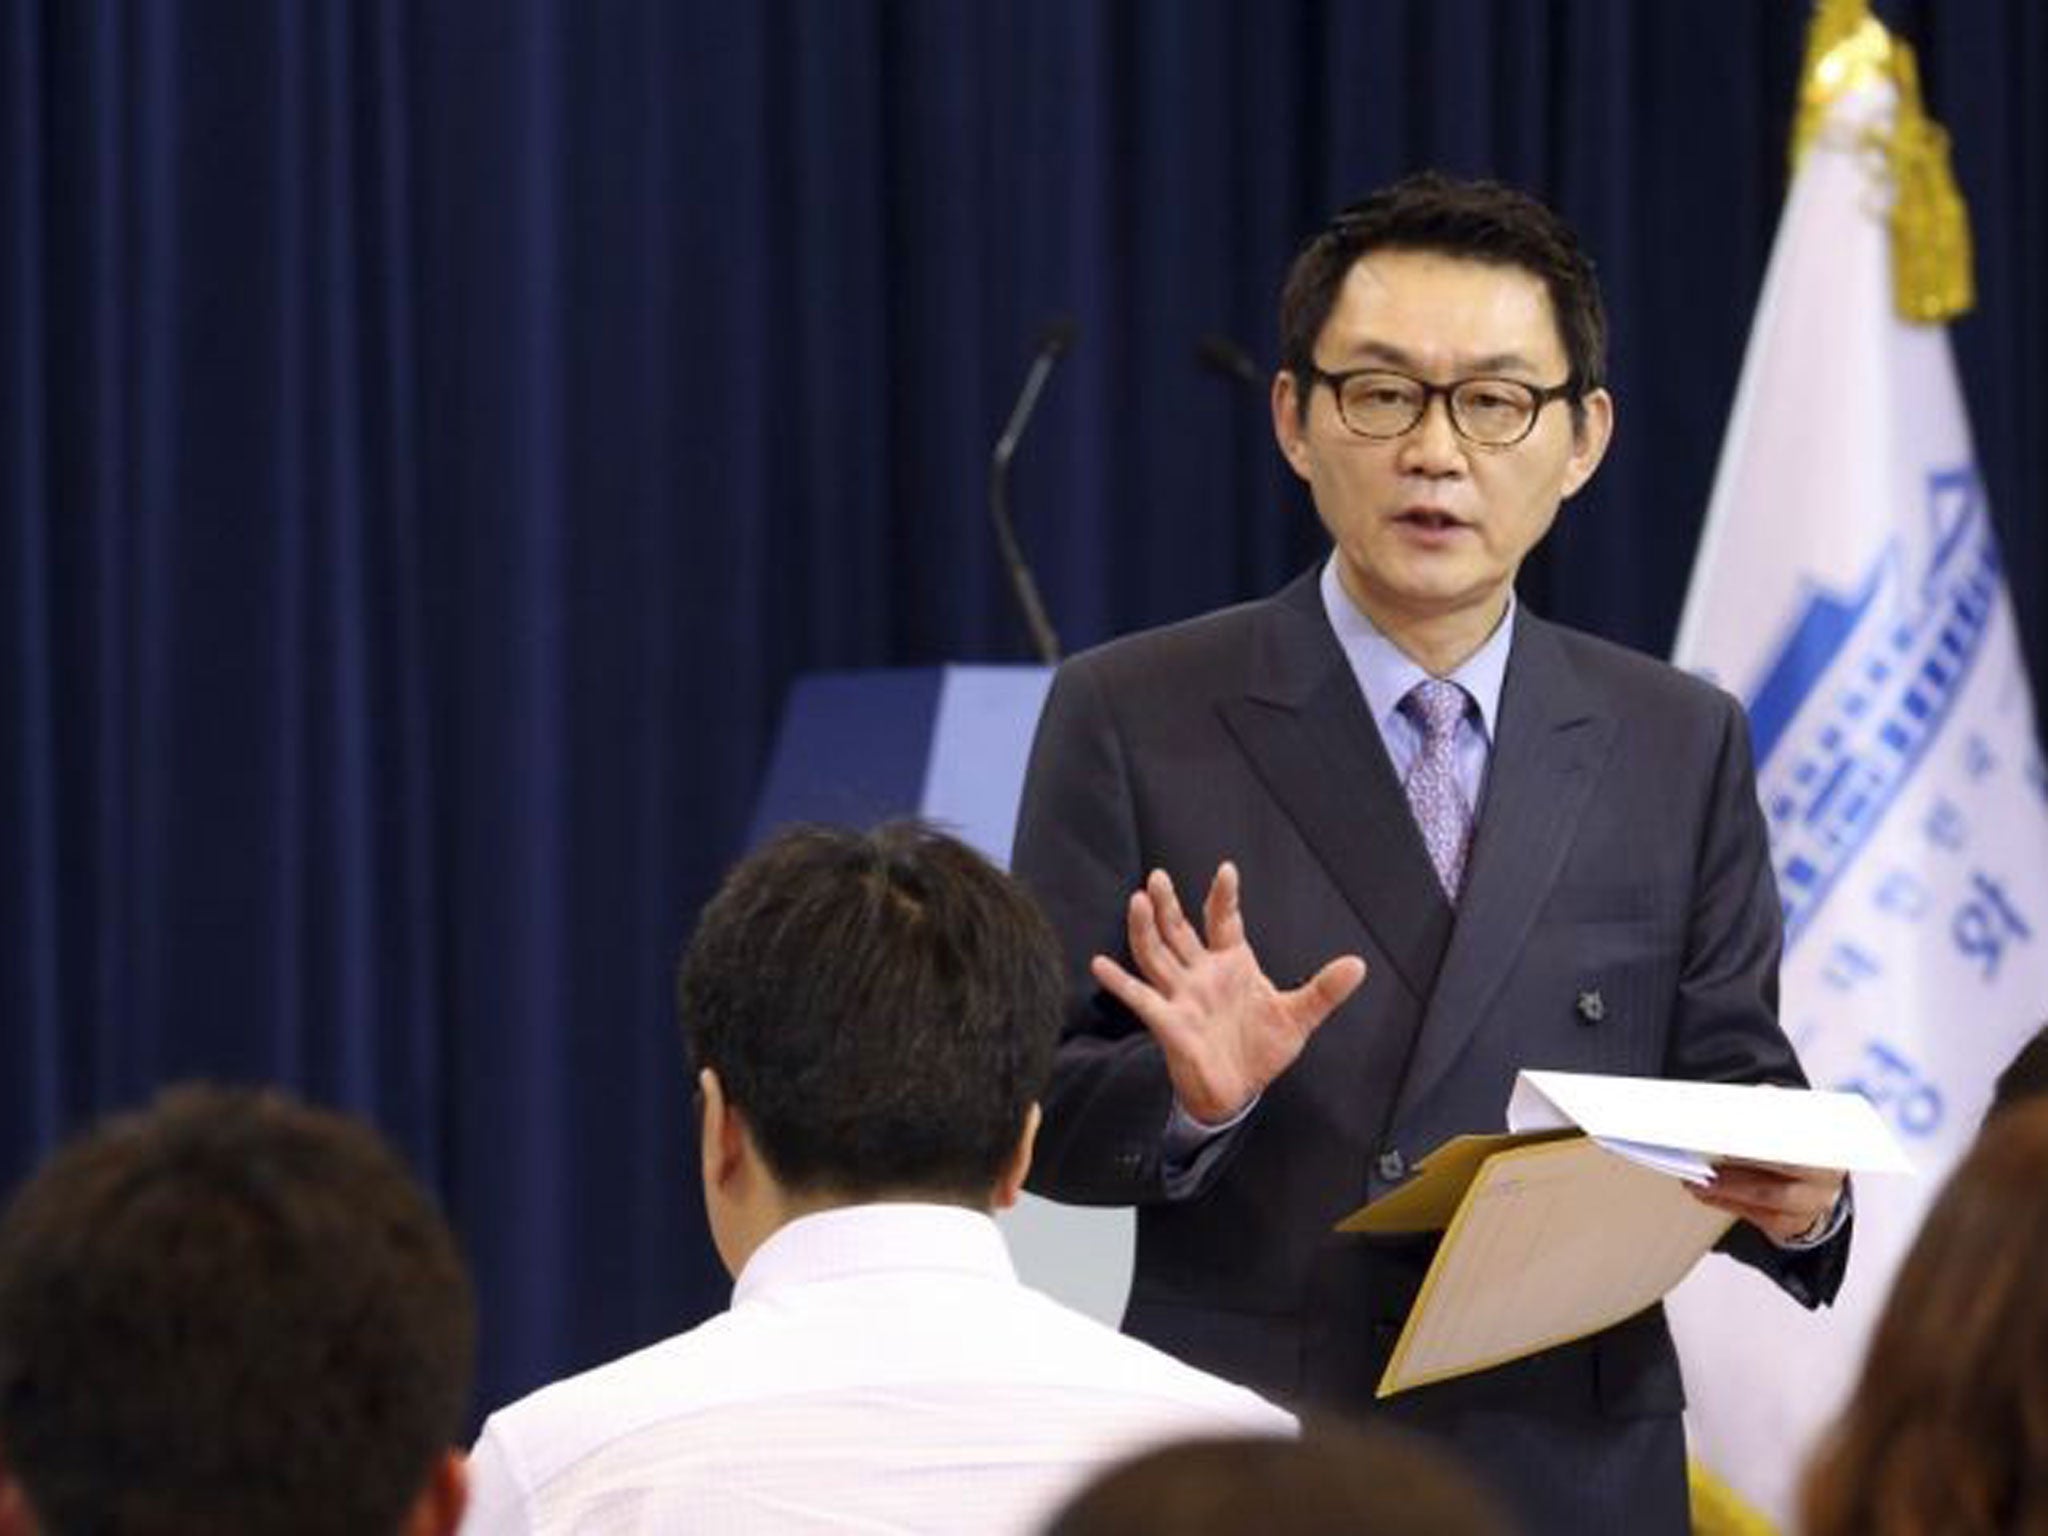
[1397,508,1465,531]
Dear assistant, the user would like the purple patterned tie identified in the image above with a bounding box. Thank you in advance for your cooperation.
[1402,679,1472,900]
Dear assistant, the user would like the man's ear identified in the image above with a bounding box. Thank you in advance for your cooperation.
[399,1448,468,1536]
[1270,369,1314,481]
[698,1068,746,1195]
[992,1103,1042,1211]
[1560,387,1614,500]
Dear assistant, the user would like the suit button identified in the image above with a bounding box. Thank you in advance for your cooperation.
[1376,1149,1406,1183]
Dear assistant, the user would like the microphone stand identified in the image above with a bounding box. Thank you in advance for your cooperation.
[989,318,1074,666]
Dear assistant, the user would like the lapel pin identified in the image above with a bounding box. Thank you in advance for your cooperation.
[1575,989,1606,1025]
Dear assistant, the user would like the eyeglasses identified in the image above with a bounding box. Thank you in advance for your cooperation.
[1305,365,1579,447]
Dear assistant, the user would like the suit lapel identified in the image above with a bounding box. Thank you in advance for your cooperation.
[1394,611,1615,1121]
[1215,575,1453,1005]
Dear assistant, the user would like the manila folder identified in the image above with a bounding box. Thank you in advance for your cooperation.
[1342,1134,1733,1398]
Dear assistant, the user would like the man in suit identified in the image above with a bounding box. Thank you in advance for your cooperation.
[1012,173,1850,1536]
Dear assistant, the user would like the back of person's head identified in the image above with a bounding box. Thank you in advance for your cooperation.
[1278,170,1608,414]
[1042,1420,1517,1536]
[1801,1097,2048,1536]
[0,1084,475,1536]
[1987,1020,2048,1122]
[680,820,1065,1204]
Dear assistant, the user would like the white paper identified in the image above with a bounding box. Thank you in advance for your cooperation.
[1507,1070,1913,1176]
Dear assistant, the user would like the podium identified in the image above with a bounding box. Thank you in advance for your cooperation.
[750,666,1052,867]
[750,665,1134,1327]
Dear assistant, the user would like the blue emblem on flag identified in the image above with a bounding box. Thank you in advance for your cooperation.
[1741,466,1997,946]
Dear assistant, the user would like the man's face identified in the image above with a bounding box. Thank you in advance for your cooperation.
[1272,249,1612,647]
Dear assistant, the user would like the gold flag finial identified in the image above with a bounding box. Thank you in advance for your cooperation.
[1791,0,1974,322]
[1792,0,1885,168]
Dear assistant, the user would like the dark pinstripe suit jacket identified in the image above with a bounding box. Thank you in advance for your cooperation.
[1014,570,1848,1536]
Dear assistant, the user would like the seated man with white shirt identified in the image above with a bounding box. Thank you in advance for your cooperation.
[463,821,1293,1536]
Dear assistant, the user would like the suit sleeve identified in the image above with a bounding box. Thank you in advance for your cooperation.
[1011,657,1187,1207]
[1667,692,1851,1308]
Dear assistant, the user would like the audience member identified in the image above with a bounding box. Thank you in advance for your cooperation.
[1986,1020,2048,1121]
[1042,1418,1515,1536]
[464,822,1292,1535]
[0,1084,475,1536]
[1800,1097,2048,1536]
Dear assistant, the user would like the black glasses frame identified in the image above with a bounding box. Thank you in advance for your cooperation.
[1304,365,1580,447]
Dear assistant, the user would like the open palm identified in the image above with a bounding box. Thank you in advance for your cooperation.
[1090,861,1367,1125]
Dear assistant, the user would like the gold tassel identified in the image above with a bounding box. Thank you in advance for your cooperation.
[1791,0,1974,322]
[1688,1458,1784,1536]
[1885,45,1975,321]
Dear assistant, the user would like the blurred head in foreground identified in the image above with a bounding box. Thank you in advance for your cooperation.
[0,1084,475,1536]
[1986,1020,2048,1123]
[1042,1418,1517,1536]
[1801,1097,2048,1536]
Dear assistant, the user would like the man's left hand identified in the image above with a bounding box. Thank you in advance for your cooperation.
[1688,1161,1846,1247]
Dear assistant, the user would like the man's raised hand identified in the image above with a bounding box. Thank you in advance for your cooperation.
[1089,861,1367,1124]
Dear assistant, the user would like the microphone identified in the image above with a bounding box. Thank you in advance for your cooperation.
[989,317,1074,666]
[1195,332,1266,392]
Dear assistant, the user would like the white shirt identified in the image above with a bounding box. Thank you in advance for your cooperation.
[462,1204,1294,1535]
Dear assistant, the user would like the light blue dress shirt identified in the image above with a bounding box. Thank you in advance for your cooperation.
[1316,555,1512,817]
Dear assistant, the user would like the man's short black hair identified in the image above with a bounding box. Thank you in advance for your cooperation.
[0,1084,475,1536]
[1279,170,1608,423]
[679,820,1065,1203]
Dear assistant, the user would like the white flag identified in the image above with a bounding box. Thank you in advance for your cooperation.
[1665,68,2048,1532]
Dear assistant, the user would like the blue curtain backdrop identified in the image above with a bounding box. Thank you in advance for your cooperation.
[5,0,2045,1422]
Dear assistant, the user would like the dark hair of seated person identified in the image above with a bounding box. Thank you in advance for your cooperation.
[1040,1418,1518,1536]
[1800,1097,2048,1536]
[0,1083,475,1536]
[1986,1020,2048,1123]
[678,819,1065,1204]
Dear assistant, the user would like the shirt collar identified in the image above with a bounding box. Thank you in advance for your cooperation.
[732,1203,1016,1305]
[1318,555,1513,741]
